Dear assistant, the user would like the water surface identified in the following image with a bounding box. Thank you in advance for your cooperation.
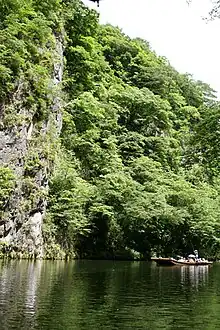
[0,260,220,329]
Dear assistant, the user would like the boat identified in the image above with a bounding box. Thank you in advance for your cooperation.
[151,257,213,266]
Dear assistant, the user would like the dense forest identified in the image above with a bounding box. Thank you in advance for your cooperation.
[1,0,220,259]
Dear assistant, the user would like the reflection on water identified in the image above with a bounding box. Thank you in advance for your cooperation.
[180,265,209,289]
[0,260,220,329]
[0,260,42,329]
[25,261,42,315]
[0,260,67,330]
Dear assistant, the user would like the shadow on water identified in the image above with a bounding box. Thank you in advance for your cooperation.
[1,260,220,329]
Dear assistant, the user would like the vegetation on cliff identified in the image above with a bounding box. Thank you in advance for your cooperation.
[1,0,220,259]
[0,0,64,257]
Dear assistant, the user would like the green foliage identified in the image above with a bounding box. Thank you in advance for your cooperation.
[48,152,95,253]
[46,0,220,259]
[0,167,15,211]
[2,0,220,259]
[0,0,61,123]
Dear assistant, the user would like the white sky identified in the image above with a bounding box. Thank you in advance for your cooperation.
[83,0,220,97]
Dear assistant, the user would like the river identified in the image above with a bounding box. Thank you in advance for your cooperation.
[0,260,219,329]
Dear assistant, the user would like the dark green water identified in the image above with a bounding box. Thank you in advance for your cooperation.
[0,260,220,329]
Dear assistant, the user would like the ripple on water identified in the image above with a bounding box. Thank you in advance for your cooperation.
[0,260,220,329]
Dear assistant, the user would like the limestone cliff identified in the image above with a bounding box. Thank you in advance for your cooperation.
[0,33,64,258]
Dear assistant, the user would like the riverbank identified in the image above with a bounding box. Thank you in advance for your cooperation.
[0,242,147,261]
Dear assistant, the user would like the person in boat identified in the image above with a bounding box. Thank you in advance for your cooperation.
[187,251,201,262]
[194,250,202,262]
[176,255,187,262]
[194,250,198,258]
[187,254,196,262]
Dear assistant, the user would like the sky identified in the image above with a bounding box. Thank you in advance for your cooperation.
[83,0,220,97]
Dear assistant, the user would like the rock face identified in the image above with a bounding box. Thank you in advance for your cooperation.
[0,34,64,257]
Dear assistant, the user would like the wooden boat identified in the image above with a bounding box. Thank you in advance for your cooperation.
[151,257,213,266]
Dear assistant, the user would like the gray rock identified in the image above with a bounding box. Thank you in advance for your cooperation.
[0,33,64,258]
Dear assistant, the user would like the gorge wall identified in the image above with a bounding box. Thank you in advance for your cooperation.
[1,0,220,260]
[0,1,64,257]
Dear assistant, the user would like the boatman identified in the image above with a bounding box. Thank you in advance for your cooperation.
[194,250,199,261]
